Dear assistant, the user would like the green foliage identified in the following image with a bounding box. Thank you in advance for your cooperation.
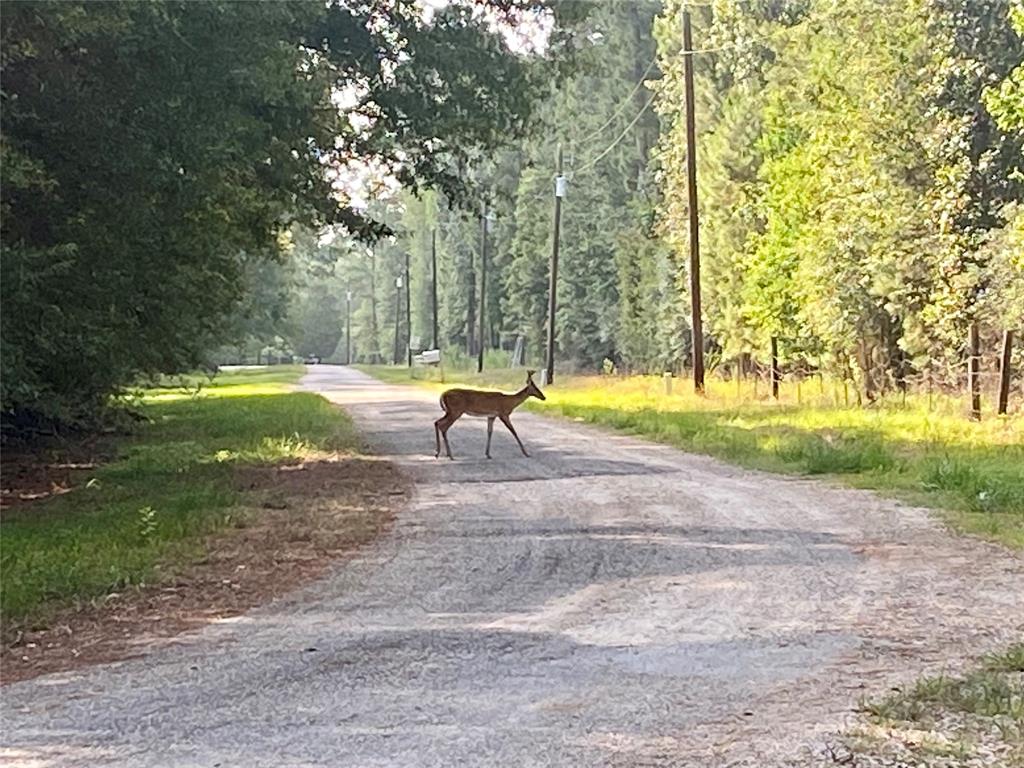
[985,1,1024,131]
[650,0,1023,398]
[0,0,583,428]
[864,644,1024,727]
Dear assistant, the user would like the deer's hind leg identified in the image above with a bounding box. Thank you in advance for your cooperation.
[434,411,458,460]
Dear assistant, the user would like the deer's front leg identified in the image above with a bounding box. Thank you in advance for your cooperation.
[500,414,529,457]
[485,416,495,459]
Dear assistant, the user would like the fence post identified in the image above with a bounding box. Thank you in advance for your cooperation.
[770,336,780,400]
[969,322,981,421]
[998,329,1013,416]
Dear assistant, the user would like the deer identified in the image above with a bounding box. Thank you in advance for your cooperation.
[434,370,546,460]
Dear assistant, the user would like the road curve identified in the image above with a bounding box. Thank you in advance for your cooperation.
[3,365,1022,767]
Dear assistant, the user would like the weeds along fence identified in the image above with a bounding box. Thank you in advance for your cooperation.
[678,324,1022,420]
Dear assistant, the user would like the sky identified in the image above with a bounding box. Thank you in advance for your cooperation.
[326,0,554,219]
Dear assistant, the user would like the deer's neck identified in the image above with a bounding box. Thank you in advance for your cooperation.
[510,387,530,407]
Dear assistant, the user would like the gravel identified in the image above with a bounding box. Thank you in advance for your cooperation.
[2,365,1021,767]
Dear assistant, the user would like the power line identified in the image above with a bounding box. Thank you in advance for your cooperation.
[572,94,656,174]
[569,41,743,173]
[575,57,658,146]
[574,41,735,149]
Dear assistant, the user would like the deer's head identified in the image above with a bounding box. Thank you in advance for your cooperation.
[525,370,546,400]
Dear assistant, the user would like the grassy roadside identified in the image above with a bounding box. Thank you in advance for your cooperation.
[0,365,361,628]
[832,644,1024,765]
[358,364,1023,548]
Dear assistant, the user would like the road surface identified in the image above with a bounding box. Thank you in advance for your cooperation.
[3,365,1022,767]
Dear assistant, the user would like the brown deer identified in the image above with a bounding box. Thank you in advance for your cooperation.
[434,370,546,460]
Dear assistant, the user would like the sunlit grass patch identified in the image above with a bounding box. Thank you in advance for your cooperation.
[136,365,307,402]
[0,365,361,625]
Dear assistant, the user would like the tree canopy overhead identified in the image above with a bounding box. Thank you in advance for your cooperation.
[3,0,1021,428]
[297,0,1020,402]
[0,0,586,428]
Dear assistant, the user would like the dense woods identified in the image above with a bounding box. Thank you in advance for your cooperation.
[2,0,1022,429]
[0,0,584,428]
[268,0,1022,398]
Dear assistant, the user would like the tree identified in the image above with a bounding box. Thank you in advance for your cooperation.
[0,0,586,428]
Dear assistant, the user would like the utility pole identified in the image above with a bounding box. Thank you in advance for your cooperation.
[431,229,439,351]
[345,290,353,365]
[770,336,780,400]
[545,144,565,385]
[683,8,705,393]
[478,201,489,373]
[393,274,403,365]
[467,232,476,358]
[405,251,412,367]
[998,329,1013,416]
[969,321,981,421]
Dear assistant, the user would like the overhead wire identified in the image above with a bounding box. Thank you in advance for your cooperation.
[575,56,659,146]
[572,94,656,175]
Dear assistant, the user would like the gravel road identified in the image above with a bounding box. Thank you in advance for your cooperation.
[3,365,1021,767]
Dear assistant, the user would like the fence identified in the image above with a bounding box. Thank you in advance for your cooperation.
[677,324,1022,420]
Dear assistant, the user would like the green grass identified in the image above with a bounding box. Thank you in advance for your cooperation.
[1,365,357,626]
[865,645,1024,723]
[359,365,1024,547]
[853,644,1024,760]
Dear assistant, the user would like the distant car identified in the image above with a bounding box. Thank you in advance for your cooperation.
[305,355,321,365]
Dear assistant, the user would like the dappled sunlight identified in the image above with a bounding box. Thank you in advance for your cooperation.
[142,383,295,402]
[1,366,362,627]
[138,365,307,403]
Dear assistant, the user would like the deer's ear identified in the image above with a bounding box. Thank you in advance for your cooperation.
[526,369,536,380]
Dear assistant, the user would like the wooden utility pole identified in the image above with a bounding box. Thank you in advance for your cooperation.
[770,336,780,400]
[345,290,352,365]
[998,329,1013,416]
[683,8,704,394]
[467,234,476,358]
[478,201,488,373]
[431,230,439,351]
[393,274,402,365]
[968,321,981,421]
[545,144,565,385]
[405,252,412,367]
